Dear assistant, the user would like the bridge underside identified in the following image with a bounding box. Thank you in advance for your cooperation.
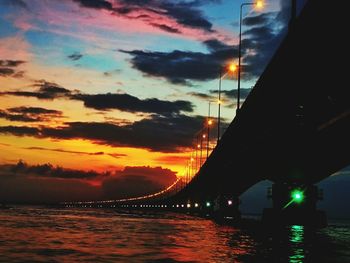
[173,0,350,202]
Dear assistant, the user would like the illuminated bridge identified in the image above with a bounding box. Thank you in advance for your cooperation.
[65,0,349,226]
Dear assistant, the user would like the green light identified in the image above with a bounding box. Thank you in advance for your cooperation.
[291,190,304,203]
[206,202,211,207]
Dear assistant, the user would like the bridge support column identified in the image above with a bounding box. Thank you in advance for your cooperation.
[262,183,327,228]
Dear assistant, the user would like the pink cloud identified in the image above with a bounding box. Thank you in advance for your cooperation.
[10,0,234,47]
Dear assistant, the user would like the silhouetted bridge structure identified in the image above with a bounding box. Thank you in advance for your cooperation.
[168,0,349,226]
[65,0,349,226]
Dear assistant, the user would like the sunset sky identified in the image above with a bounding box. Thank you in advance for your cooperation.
[0,0,296,203]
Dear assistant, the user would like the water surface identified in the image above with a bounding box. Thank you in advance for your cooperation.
[0,206,349,262]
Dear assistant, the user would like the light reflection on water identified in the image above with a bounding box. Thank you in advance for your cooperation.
[289,225,305,263]
[0,207,349,262]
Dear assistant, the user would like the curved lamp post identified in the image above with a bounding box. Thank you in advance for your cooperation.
[217,63,238,143]
[237,0,265,113]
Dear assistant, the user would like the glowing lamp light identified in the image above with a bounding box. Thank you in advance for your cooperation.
[187,203,191,208]
[218,100,222,105]
[206,202,211,207]
[208,120,213,125]
[255,0,264,10]
[227,200,233,206]
[203,134,206,138]
[229,63,237,73]
[194,203,199,208]
[291,189,304,204]
[197,144,201,148]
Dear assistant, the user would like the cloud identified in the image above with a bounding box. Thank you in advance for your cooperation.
[120,43,238,85]
[0,80,72,99]
[120,4,291,85]
[0,161,177,204]
[103,69,121,77]
[150,23,181,34]
[0,160,108,179]
[0,68,15,76]
[1,81,194,116]
[0,0,28,9]
[0,126,39,137]
[187,91,216,101]
[24,146,126,159]
[156,155,189,165]
[243,13,271,26]
[0,60,26,78]
[0,175,102,204]
[72,93,193,115]
[67,52,83,61]
[73,0,113,10]
[0,114,206,152]
[8,106,61,115]
[0,60,26,67]
[0,107,63,122]
[209,88,251,100]
[72,0,215,34]
[102,165,177,199]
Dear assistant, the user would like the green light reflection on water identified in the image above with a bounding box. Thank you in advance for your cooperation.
[289,225,305,263]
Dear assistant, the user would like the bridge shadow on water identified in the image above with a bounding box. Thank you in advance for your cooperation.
[200,217,350,263]
[116,209,349,263]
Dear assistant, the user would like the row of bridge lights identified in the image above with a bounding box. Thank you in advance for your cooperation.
[64,1,266,207]
[66,189,305,209]
[117,200,237,209]
[182,1,266,186]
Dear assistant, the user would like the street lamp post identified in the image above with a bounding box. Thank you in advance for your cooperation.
[207,102,212,159]
[217,63,237,144]
[217,70,222,144]
[237,1,264,113]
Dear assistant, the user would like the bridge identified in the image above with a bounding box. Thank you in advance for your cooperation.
[64,0,349,227]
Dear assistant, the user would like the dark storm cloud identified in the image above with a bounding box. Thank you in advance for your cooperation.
[202,39,229,52]
[72,93,193,115]
[67,52,83,61]
[72,0,215,33]
[243,13,271,26]
[0,114,207,152]
[1,81,193,116]
[121,2,293,85]
[72,0,113,10]
[243,26,274,40]
[102,166,177,199]
[120,43,238,85]
[0,107,63,123]
[209,88,251,100]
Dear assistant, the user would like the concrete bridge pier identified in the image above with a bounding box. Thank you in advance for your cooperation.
[262,183,327,228]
